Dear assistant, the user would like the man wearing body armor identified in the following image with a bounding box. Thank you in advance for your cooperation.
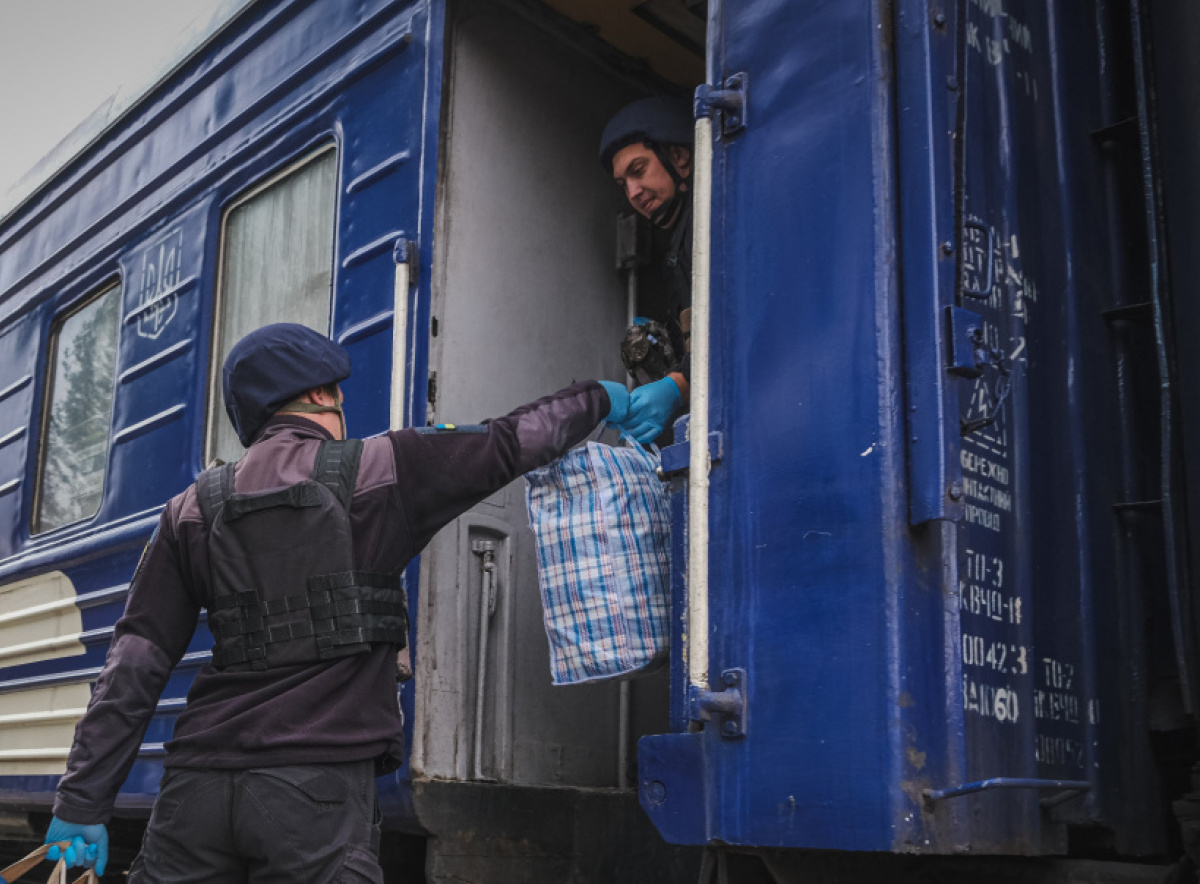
[43,324,637,881]
[600,96,695,443]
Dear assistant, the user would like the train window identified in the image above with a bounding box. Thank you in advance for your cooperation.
[34,283,122,534]
[207,146,339,464]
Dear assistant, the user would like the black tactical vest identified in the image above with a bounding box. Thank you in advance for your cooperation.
[196,439,408,672]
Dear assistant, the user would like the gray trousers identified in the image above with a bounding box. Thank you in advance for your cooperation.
[127,760,383,883]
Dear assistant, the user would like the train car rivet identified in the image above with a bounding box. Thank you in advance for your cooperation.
[645,781,667,806]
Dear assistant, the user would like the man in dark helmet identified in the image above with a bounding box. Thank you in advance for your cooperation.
[599,96,696,443]
[42,323,637,882]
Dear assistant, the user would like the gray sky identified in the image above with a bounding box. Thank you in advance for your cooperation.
[0,0,230,201]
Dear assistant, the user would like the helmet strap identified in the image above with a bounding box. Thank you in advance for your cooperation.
[649,142,689,228]
[279,390,346,438]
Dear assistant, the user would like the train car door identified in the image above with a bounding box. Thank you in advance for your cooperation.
[637,0,1174,863]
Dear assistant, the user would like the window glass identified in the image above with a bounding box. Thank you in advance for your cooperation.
[208,147,338,464]
[36,284,122,533]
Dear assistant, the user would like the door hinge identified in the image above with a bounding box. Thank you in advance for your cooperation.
[688,668,747,738]
[694,73,748,138]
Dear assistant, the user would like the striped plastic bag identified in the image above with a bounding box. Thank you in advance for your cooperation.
[525,435,671,685]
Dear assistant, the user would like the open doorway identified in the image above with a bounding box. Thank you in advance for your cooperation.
[415,0,704,791]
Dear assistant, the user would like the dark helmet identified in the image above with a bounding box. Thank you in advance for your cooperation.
[599,97,694,173]
[222,323,352,447]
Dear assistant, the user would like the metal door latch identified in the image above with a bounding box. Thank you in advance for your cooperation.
[689,668,748,738]
[947,305,985,378]
[659,430,724,479]
[470,539,498,781]
[946,306,1012,434]
[471,539,497,614]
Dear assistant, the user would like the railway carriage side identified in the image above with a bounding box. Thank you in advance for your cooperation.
[1,1,1200,882]
[0,1,700,878]
[0,0,440,842]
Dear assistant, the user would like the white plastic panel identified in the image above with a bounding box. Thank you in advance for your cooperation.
[0,570,89,776]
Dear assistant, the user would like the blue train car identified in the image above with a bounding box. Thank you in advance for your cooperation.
[0,0,1196,881]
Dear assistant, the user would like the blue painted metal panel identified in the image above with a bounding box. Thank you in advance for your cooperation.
[0,0,443,833]
[644,0,918,851]
[0,317,44,558]
[939,0,1045,851]
[641,0,1168,858]
[896,0,964,526]
[938,0,1159,855]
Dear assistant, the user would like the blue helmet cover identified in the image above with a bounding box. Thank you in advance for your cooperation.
[222,323,352,447]
[599,96,694,172]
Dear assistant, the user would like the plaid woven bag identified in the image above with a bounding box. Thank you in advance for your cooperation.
[525,436,671,684]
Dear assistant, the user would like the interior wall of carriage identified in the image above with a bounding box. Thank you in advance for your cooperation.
[413,0,701,787]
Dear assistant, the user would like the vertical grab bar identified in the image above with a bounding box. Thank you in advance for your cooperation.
[390,238,415,432]
[392,240,414,682]
[687,113,714,694]
[472,540,497,781]
[619,254,637,789]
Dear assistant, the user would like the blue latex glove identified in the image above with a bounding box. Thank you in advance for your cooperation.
[624,376,682,443]
[45,815,108,875]
[598,380,631,425]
